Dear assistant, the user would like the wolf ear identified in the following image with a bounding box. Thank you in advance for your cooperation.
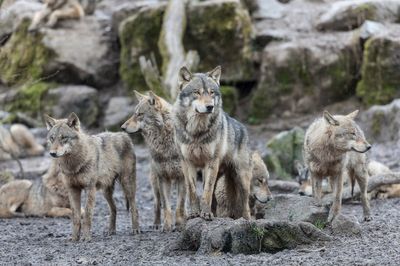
[67,112,80,131]
[44,114,57,130]
[294,160,304,175]
[323,110,339,126]
[207,66,221,85]
[148,91,162,108]
[346,110,359,120]
[133,90,146,102]
[178,66,192,90]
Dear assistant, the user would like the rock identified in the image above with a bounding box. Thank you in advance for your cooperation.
[102,97,135,131]
[0,156,51,179]
[42,85,99,127]
[359,99,400,143]
[119,4,166,93]
[171,217,331,255]
[316,0,400,31]
[265,127,305,180]
[250,33,362,120]
[220,86,238,115]
[358,20,385,40]
[0,0,42,41]
[0,7,118,88]
[263,194,329,225]
[331,214,361,236]
[185,0,255,83]
[0,171,15,187]
[356,25,400,106]
[251,0,285,20]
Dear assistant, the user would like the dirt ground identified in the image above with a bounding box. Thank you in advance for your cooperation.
[1,117,400,265]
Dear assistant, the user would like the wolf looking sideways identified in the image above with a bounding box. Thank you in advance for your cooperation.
[44,113,139,241]
[173,66,252,220]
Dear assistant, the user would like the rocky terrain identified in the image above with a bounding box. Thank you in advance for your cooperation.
[2,0,400,264]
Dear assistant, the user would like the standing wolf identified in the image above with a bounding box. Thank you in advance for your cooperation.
[121,91,186,231]
[44,112,139,241]
[304,110,372,222]
[173,66,252,220]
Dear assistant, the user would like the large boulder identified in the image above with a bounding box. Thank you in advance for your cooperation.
[42,85,99,127]
[356,25,400,106]
[265,127,305,180]
[360,99,400,143]
[102,96,135,131]
[316,0,400,31]
[0,3,118,88]
[185,0,255,82]
[250,32,362,120]
[170,217,331,255]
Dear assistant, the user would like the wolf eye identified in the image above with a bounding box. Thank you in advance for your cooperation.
[210,90,215,95]
[194,90,200,95]
[257,178,263,183]
[49,136,55,142]
[137,113,143,117]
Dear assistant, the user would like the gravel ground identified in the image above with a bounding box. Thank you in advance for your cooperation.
[1,130,400,265]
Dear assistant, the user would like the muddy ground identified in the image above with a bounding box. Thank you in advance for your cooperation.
[1,115,400,265]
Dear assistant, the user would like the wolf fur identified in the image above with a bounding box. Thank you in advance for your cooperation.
[304,110,372,222]
[44,112,139,241]
[121,90,186,231]
[0,124,44,161]
[173,66,252,220]
[0,161,71,218]
[29,0,87,31]
[214,151,272,219]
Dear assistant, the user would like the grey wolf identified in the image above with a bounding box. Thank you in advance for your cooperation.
[0,161,71,218]
[121,90,186,231]
[44,112,139,241]
[173,66,252,220]
[304,110,372,222]
[28,0,85,31]
[214,151,272,219]
[0,124,44,161]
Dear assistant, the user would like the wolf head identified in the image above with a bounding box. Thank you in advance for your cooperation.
[44,112,81,158]
[121,91,170,133]
[294,160,312,196]
[176,66,222,114]
[323,110,371,153]
[250,152,273,204]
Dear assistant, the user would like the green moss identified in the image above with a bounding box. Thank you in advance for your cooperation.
[313,219,327,230]
[371,111,384,138]
[119,6,165,94]
[5,82,56,118]
[185,1,254,81]
[220,86,238,115]
[356,37,400,105]
[353,3,377,21]
[0,19,54,86]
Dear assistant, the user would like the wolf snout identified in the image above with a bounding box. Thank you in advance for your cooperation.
[366,144,372,151]
[121,124,127,131]
[206,105,214,113]
[49,152,58,158]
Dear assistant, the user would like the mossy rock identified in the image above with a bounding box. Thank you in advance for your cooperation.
[185,0,255,82]
[220,86,238,115]
[356,35,400,105]
[119,4,166,96]
[0,18,54,86]
[5,82,56,120]
[265,127,305,180]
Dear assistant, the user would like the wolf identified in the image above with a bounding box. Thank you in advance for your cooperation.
[44,112,139,241]
[0,161,71,218]
[214,151,272,219]
[173,66,252,220]
[28,0,94,31]
[304,110,372,222]
[0,124,45,161]
[121,90,186,231]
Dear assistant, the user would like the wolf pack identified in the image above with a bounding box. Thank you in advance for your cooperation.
[0,0,396,242]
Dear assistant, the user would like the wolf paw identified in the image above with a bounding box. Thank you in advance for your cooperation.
[82,234,92,242]
[132,229,141,235]
[104,230,116,236]
[69,236,80,242]
[200,212,214,221]
[162,224,173,232]
[187,212,200,220]
[364,216,372,222]
[151,224,161,231]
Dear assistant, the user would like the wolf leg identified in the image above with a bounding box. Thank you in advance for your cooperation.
[355,170,372,221]
[235,167,252,220]
[103,185,117,235]
[175,178,186,230]
[120,163,140,234]
[82,185,96,241]
[47,207,72,218]
[182,162,200,219]
[200,161,220,221]
[150,171,161,230]
[328,173,344,222]
[46,6,80,28]
[311,173,323,206]
[29,8,51,31]
[159,177,172,232]
[68,187,81,241]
